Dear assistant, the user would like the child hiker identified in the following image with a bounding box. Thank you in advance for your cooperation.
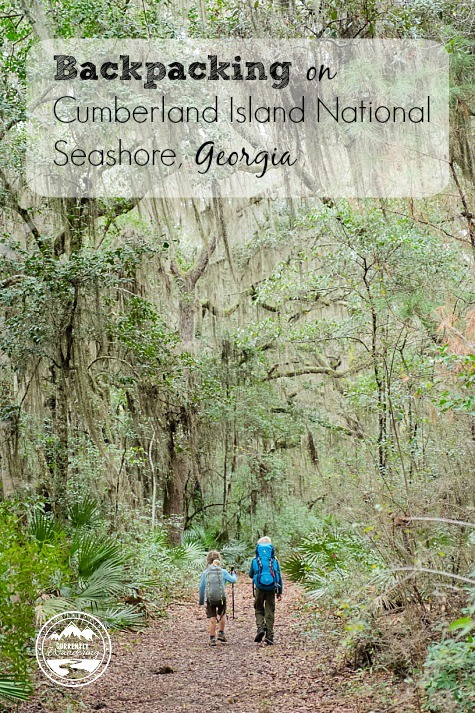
[249,536,283,645]
[199,550,237,646]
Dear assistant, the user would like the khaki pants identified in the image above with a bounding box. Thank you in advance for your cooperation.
[254,588,275,637]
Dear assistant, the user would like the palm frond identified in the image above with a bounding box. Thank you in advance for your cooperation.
[170,541,206,568]
[151,528,170,548]
[182,526,207,545]
[283,554,312,582]
[37,598,143,631]
[29,510,60,544]
[284,517,380,603]
[36,596,77,622]
[97,605,144,630]
[0,678,31,702]
[221,540,250,567]
[78,563,127,600]
[68,496,101,529]
[72,534,130,579]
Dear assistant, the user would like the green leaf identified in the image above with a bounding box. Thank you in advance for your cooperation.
[449,617,475,636]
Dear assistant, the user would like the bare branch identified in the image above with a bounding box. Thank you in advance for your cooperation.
[202,300,239,318]
[265,362,367,381]
[0,275,27,289]
[394,567,475,586]
[88,355,140,379]
[400,516,475,529]
[450,161,475,248]
[266,366,346,380]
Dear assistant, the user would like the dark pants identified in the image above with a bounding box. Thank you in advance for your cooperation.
[254,588,275,637]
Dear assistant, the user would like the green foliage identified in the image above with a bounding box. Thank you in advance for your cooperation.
[0,240,156,369]
[421,592,475,712]
[221,540,252,568]
[182,527,251,568]
[0,502,68,683]
[284,516,380,600]
[0,499,202,703]
[133,527,205,611]
[438,348,475,416]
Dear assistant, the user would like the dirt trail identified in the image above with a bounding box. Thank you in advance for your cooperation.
[78,579,357,713]
[20,578,418,713]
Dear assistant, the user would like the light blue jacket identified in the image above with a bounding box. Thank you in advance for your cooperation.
[199,567,237,605]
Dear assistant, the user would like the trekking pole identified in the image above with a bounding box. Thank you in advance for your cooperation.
[230,566,235,619]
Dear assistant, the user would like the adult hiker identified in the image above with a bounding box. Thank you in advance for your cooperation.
[249,536,283,645]
[199,550,237,646]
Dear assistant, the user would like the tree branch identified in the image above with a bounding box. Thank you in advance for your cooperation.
[265,365,358,380]
[0,275,27,289]
[399,516,475,529]
[450,161,475,248]
[188,225,218,290]
[202,300,239,318]
[393,567,475,586]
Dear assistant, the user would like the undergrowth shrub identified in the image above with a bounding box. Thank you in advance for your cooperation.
[283,515,380,601]
[0,501,68,703]
[420,590,475,712]
[134,526,207,611]
[283,514,455,678]
[182,525,252,567]
[0,498,207,706]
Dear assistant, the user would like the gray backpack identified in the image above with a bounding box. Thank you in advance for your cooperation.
[205,565,225,605]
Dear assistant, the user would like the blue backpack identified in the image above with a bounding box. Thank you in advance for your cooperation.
[254,543,277,590]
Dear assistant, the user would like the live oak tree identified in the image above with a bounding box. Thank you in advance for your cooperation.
[0,0,473,564]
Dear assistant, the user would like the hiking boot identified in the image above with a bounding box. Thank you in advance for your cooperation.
[254,627,266,643]
[265,635,274,646]
[209,636,217,646]
[217,632,227,643]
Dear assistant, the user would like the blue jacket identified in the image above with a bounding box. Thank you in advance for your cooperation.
[199,567,237,605]
[249,552,283,593]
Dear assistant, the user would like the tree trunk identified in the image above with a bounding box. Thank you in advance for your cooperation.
[51,366,70,514]
[0,417,21,498]
[164,415,187,543]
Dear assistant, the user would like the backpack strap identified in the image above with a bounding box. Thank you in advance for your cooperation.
[218,567,224,604]
[205,566,211,603]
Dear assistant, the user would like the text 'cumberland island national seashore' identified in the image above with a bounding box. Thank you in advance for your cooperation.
[26,39,449,198]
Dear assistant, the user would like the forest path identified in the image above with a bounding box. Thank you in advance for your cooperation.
[77,579,363,713]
